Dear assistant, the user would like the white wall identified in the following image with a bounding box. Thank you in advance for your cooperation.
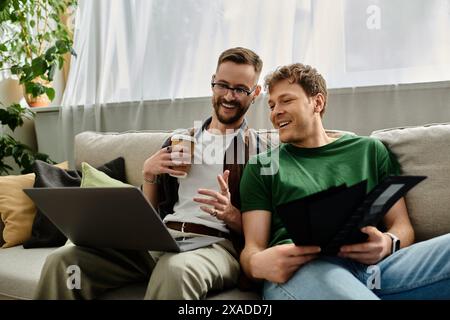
[324,81,450,135]
[33,81,450,165]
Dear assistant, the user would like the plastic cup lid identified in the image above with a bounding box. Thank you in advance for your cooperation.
[171,134,195,142]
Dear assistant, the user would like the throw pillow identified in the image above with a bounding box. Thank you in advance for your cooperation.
[80,162,133,188]
[0,162,68,248]
[371,123,450,241]
[22,157,127,249]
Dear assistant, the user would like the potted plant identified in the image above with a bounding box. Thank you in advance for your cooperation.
[0,0,77,174]
[0,0,77,107]
[0,102,54,175]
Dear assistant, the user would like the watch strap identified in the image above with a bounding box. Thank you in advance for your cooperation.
[385,232,400,254]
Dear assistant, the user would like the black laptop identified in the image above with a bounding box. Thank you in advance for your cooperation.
[24,187,224,252]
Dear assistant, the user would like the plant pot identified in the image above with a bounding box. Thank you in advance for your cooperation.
[23,78,52,108]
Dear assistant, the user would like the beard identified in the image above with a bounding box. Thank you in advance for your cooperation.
[212,96,251,125]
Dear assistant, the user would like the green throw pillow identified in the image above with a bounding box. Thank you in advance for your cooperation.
[80,162,133,188]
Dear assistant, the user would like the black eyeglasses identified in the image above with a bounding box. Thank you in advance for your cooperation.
[211,82,257,98]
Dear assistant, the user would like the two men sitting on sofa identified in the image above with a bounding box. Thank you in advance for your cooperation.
[239,63,450,300]
[34,47,268,299]
[34,49,450,300]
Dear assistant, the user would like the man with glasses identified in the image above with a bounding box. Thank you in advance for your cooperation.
[35,47,270,300]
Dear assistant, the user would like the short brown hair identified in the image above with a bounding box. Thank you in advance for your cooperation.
[217,47,263,76]
[265,63,328,114]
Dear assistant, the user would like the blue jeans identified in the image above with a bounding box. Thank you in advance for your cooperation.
[263,233,450,300]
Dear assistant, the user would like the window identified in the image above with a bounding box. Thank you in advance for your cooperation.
[62,0,450,106]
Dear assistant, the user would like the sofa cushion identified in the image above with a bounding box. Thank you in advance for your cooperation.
[75,131,172,187]
[371,123,450,241]
[80,162,133,187]
[0,162,68,248]
[0,245,259,300]
[74,129,354,187]
[0,246,55,299]
[23,158,127,249]
[0,173,38,249]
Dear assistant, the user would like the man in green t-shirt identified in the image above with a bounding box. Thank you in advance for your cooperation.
[240,63,450,299]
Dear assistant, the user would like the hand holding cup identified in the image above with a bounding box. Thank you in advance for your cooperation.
[169,134,195,178]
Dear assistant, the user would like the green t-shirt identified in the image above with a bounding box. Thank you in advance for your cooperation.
[240,134,401,247]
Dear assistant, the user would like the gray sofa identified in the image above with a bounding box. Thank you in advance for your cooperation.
[1,123,449,300]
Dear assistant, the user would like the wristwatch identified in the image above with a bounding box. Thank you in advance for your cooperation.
[385,232,401,254]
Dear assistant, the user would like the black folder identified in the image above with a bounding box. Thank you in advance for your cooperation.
[276,175,426,255]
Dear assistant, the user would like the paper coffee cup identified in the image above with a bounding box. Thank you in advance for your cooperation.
[169,134,195,178]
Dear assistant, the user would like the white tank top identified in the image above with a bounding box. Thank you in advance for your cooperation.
[163,129,237,232]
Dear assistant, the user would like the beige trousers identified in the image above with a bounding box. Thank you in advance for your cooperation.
[33,230,239,300]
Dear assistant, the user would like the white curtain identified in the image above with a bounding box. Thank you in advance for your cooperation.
[63,0,450,105]
[62,0,297,105]
[58,0,450,165]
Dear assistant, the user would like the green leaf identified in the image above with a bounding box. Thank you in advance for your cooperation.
[58,55,64,69]
[25,81,46,97]
[56,39,69,54]
[45,87,55,101]
[12,0,19,11]
[24,82,34,94]
[45,46,57,61]
[34,152,55,164]
[31,56,47,77]
[0,44,7,51]
[50,13,59,21]
[10,65,21,75]
[20,153,32,169]
[29,19,35,28]
[0,0,11,11]
[0,103,28,131]
[31,82,46,97]
[0,164,14,175]
[0,10,10,23]
[9,11,17,22]
[21,65,34,82]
